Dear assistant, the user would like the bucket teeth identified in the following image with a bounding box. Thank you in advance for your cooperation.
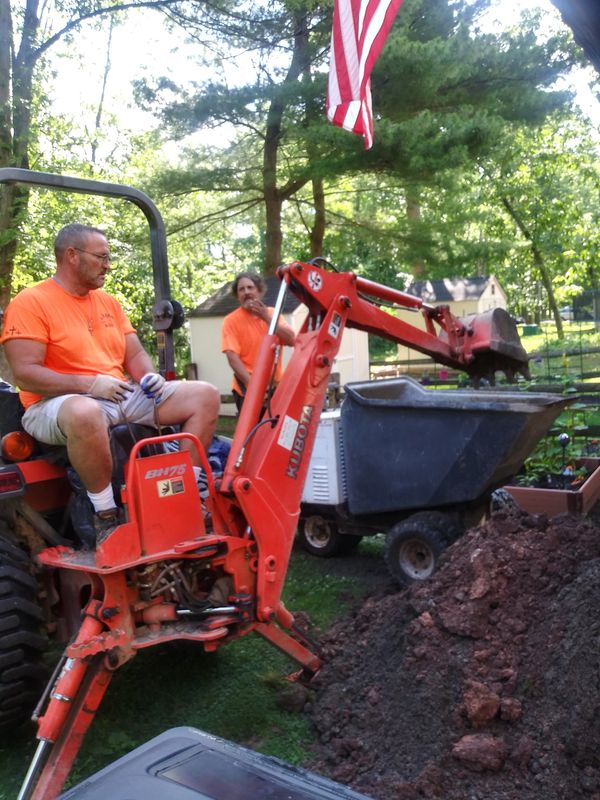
[465,355,531,387]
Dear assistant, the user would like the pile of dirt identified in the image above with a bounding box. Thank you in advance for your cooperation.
[307,509,600,800]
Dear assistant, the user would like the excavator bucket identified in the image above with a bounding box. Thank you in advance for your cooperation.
[452,308,530,385]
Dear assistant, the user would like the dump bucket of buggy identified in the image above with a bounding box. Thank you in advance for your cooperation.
[299,376,570,585]
[341,376,569,514]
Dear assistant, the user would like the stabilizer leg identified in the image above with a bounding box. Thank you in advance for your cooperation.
[18,652,113,800]
[255,620,322,674]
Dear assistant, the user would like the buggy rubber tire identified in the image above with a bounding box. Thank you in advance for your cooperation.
[0,523,48,735]
[384,511,455,587]
[297,515,345,557]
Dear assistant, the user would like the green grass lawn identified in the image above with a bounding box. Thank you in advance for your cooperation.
[520,322,600,357]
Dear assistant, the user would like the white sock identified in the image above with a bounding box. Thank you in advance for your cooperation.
[87,484,116,513]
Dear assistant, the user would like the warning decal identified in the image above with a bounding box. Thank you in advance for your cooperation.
[157,478,185,497]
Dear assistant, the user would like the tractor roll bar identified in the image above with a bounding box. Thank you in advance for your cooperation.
[0,167,177,376]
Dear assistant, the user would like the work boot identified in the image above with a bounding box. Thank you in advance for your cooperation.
[94,508,121,546]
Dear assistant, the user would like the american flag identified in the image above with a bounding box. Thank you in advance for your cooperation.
[327,0,403,149]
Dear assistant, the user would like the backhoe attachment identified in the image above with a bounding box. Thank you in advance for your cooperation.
[281,261,530,385]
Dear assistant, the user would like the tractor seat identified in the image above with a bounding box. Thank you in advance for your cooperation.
[0,386,25,438]
[110,422,177,492]
[68,423,177,549]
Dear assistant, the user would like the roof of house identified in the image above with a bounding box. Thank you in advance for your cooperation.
[190,275,301,318]
[406,276,501,304]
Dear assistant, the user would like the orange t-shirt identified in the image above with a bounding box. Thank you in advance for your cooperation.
[1,278,136,408]
[221,306,291,394]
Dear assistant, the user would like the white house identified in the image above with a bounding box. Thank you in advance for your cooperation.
[188,276,369,412]
[394,276,507,374]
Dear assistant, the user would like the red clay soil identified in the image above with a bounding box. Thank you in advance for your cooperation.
[307,509,600,800]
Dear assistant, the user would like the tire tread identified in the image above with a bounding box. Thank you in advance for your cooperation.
[0,524,48,735]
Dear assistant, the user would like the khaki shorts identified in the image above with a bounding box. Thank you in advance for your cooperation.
[22,382,179,446]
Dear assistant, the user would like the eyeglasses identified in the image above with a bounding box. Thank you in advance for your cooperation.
[73,247,111,264]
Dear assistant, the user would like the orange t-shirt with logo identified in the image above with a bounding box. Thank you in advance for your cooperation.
[1,278,135,408]
[221,306,291,394]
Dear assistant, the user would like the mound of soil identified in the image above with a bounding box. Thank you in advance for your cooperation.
[308,509,600,800]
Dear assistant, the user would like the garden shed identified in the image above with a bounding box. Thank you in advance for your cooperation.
[395,275,507,372]
[188,276,369,409]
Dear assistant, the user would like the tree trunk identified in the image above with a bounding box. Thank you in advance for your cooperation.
[0,0,38,310]
[0,0,11,167]
[262,12,309,275]
[310,177,325,259]
[500,195,564,337]
[0,0,16,314]
[263,184,283,276]
[91,19,115,165]
[13,0,38,171]
[406,192,425,278]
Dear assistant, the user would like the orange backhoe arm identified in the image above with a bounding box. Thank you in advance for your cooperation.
[284,261,529,383]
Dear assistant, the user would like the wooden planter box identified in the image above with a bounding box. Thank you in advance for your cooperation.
[503,458,600,517]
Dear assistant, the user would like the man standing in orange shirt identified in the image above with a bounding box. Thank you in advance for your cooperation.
[221,272,295,413]
[1,223,220,542]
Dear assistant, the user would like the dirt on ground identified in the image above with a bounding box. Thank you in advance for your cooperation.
[306,508,600,800]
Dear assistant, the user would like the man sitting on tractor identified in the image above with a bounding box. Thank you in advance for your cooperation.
[1,223,220,543]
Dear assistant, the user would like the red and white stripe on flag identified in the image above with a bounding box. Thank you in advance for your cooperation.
[327,0,403,149]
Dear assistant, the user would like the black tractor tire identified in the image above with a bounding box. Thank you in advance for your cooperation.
[297,514,346,557]
[0,524,48,735]
[384,511,456,587]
